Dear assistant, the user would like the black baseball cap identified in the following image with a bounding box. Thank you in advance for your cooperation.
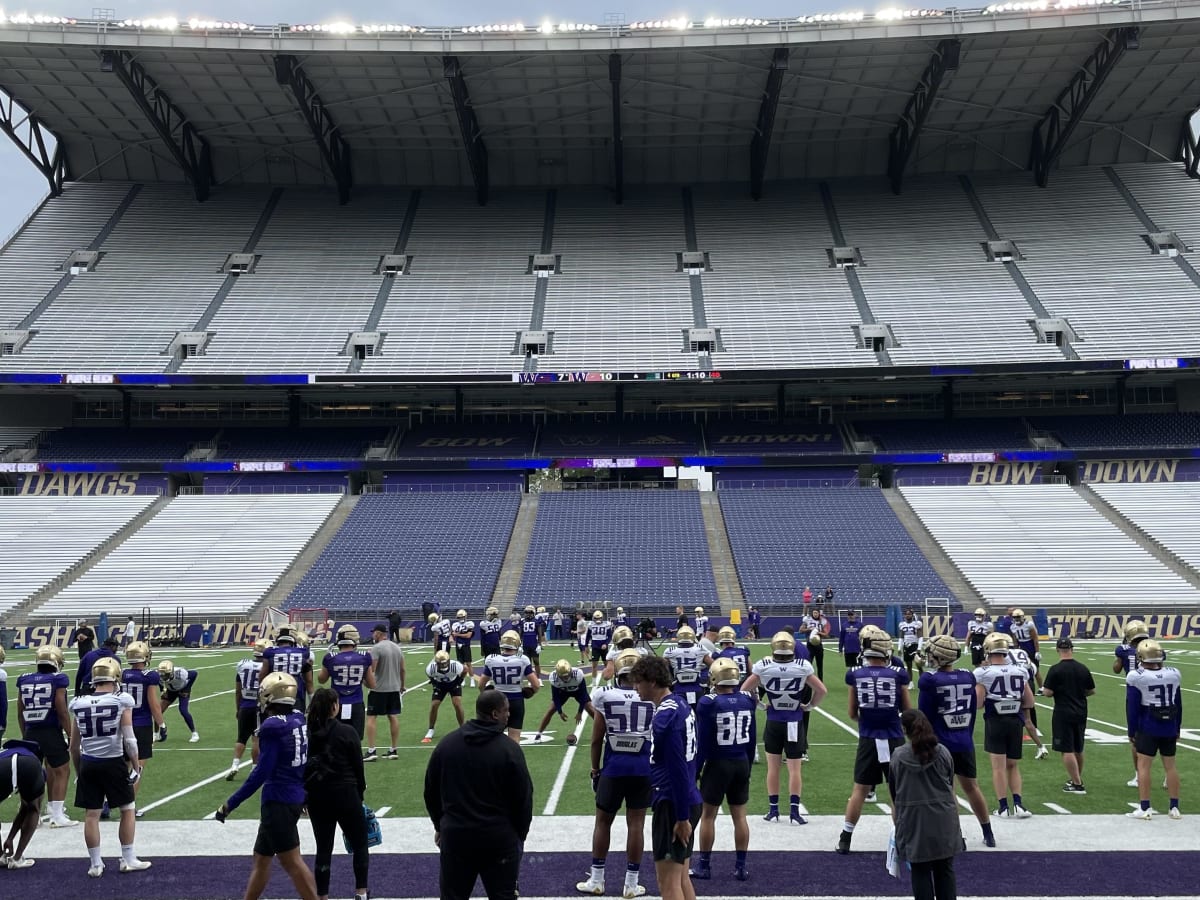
[1056,637,1074,650]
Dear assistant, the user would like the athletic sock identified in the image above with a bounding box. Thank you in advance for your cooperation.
[997,799,1008,814]
[88,847,102,868]
[1170,798,1180,810]
[735,850,747,866]
[424,729,435,738]
[768,793,779,811]
[49,800,64,818]
[231,757,239,768]
[1141,800,1151,811]
[698,851,711,866]
[121,844,137,865]
[981,822,994,841]
[1012,793,1023,809]
[591,858,605,884]
[790,794,802,814]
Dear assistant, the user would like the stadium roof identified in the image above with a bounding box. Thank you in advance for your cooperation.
[1,1,1199,197]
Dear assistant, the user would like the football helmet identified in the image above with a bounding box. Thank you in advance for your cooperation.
[974,608,987,621]
[555,659,573,678]
[694,606,705,615]
[523,605,536,616]
[982,632,1012,656]
[924,634,961,668]
[537,606,547,615]
[709,658,741,687]
[614,649,641,678]
[612,625,634,647]
[427,613,440,625]
[157,660,175,683]
[34,644,64,672]
[1011,608,1026,624]
[770,631,796,659]
[717,626,737,646]
[500,631,522,654]
[675,625,697,646]
[592,610,604,621]
[126,641,152,665]
[1136,639,1165,666]
[616,607,624,615]
[486,606,499,621]
[456,609,467,620]
[1124,620,1150,645]
[275,627,297,646]
[434,650,451,671]
[0,645,4,665]
[861,626,894,660]
[258,672,298,712]
[336,625,360,647]
[91,657,122,685]
[252,638,273,659]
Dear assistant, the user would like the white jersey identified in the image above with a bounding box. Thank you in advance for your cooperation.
[69,691,135,759]
[751,657,816,720]
[587,621,613,645]
[898,619,922,647]
[694,615,709,634]
[1007,648,1037,680]
[431,619,453,646]
[550,667,587,692]
[663,644,709,685]
[237,657,263,701]
[973,663,1029,717]
[606,645,648,662]
[591,685,654,773]
[426,659,466,686]
[164,667,193,692]
[966,619,993,643]
[482,652,533,695]
[1010,621,1035,645]
[451,620,476,643]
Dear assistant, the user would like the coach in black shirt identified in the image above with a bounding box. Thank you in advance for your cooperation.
[1042,637,1096,794]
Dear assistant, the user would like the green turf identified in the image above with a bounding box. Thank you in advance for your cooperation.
[3,639,1196,821]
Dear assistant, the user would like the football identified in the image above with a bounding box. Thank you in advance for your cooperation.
[566,733,578,746]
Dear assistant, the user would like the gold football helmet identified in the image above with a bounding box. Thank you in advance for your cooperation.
[861,627,894,660]
[1011,609,1026,624]
[973,608,987,620]
[717,626,737,646]
[275,627,298,646]
[486,607,499,621]
[983,632,1012,655]
[0,645,4,665]
[709,658,741,687]
[694,606,705,615]
[924,634,961,668]
[614,649,641,678]
[1136,639,1166,666]
[770,631,796,658]
[554,659,573,678]
[434,650,451,671]
[612,626,635,647]
[456,609,467,620]
[258,672,298,712]
[126,641,152,665]
[252,638,273,659]
[91,657,123,685]
[1124,620,1150,645]
[336,625,360,647]
[500,631,522,653]
[157,660,175,682]
[427,613,440,625]
[35,644,65,672]
[536,606,547,615]
[675,626,697,646]
[592,610,604,621]
[523,605,536,616]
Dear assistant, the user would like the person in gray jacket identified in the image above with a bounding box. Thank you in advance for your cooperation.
[890,709,963,900]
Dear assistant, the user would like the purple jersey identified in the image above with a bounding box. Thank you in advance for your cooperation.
[649,694,701,821]
[592,685,654,777]
[322,650,372,705]
[846,664,909,739]
[237,658,264,710]
[752,657,815,723]
[1126,667,1182,739]
[227,711,308,810]
[478,618,503,652]
[17,670,69,729]
[695,690,757,767]
[263,646,312,702]
[973,663,1029,719]
[518,618,541,652]
[121,667,162,727]
[717,645,751,680]
[1114,643,1138,675]
[917,669,977,753]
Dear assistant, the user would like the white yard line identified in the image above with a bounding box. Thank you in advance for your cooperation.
[811,705,860,738]
[140,761,254,814]
[541,679,598,816]
[375,806,392,818]
[1043,803,1072,814]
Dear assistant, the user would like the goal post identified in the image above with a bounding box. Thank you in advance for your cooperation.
[288,607,331,644]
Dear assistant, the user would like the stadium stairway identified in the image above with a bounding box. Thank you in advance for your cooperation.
[492,493,539,610]
[700,492,744,613]
[1072,484,1200,588]
[5,494,172,623]
[881,488,984,606]
[254,492,361,617]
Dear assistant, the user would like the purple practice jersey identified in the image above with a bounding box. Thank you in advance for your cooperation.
[263,646,312,703]
[694,690,757,767]
[121,667,162,727]
[917,669,977,753]
[518,618,541,652]
[649,694,701,821]
[17,670,69,729]
[592,685,654,777]
[846,664,909,739]
[717,645,751,680]
[753,657,815,723]
[478,618,503,653]
[227,711,308,810]
[1126,667,1182,739]
[1114,642,1139,675]
[973,663,1029,719]
[322,650,373,705]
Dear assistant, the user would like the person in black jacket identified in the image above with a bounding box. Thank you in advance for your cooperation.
[424,690,533,900]
[387,610,403,644]
[305,688,369,900]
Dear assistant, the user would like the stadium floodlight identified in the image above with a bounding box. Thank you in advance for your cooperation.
[461,22,527,33]
[983,0,1049,12]
[119,17,179,30]
[797,11,866,24]
[362,23,425,33]
[186,19,253,31]
[702,17,769,27]
[629,17,692,30]
[876,7,947,19]
[1054,0,1124,8]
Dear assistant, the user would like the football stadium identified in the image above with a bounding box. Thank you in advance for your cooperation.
[0,1,1199,897]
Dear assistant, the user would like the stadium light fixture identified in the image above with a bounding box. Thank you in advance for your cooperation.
[702,17,769,27]
[461,23,527,33]
[629,17,693,30]
[983,1,1049,12]
[796,11,866,24]
[876,7,947,19]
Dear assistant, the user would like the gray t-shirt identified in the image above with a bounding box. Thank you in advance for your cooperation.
[368,640,405,693]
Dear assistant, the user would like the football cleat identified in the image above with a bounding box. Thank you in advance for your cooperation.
[575,879,605,895]
[622,885,646,898]
[769,631,795,659]
[690,862,712,880]
[992,808,1011,819]
[50,816,77,828]
[364,749,378,762]
[1127,807,1152,820]
[119,859,153,873]
[1012,804,1032,818]
[1169,807,1182,820]
[709,658,741,687]
[258,672,299,712]
[865,790,877,803]
[91,657,123,685]
[336,625,361,647]
[88,863,105,878]
[734,865,748,882]
[1136,640,1165,665]
[7,857,34,869]
[983,833,997,848]
[924,634,961,668]
[1126,775,1140,788]
[1062,782,1086,794]
[188,732,200,743]
[34,644,65,672]
[225,765,238,782]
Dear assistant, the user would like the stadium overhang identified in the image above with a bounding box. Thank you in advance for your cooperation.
[0,2,1199,192]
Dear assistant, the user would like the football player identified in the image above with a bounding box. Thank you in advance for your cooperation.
[836,628,910,855]
[966,608,993,667]
[518,605,545,677]
[536,606,551,635]
[429,613,452,654]
[156,660,200,743]
[1125,640,1183,820]
[838,611,861,669]
[601,626,647,682]
[1008,609,1043,692]
[423,651,466,743]
[317,626,376,741]
[1115,619,1153,788]
[918,635,995,847]
[693,607,709,635]
[742,632,827,825]
[576,612,591,666]
[898,608,923,678]
[534,659,594,743]
[691,658,757,882]
[451,610,476,682]
[17,645,75,828]
[230,639,271,781]
[974,632,1037,819]
[714,627,751,684]
[215,673,319,900]
[588,610,614,678]
[67,657,150,877]
[746,605,761,640]
[0,734,45,869]
[993,633,1048,754]
[0,645,7,740]
[800,608,831,680]
[479,607,504,660]
[663,626,712,710]
[613,607,629,629]
[75,635,120,698]
[579,649,654,899]
[477,631,541,742]
[261,626,313,713]
[121,642,164,814]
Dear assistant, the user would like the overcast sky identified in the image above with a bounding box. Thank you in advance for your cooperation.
[0,0,833,239]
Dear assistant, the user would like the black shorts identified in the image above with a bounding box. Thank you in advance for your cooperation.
[763,719,806,760]
[984,716,1024,759]
[970,646,985,667]
[253,802,303,856]
[237,706,260,746]
[526,649,541,667]
[26,726,69,769]
[651,800,701,863]
[902,644,920,662]
[591,645,608,663]
[1135,732,1178,758]
[367,691,403,717]
[950,749,977,780]
[1052,716,1086,755]
[844,651,857,668]
[595,774,653,814]
[699,757,751,807]
[853,736,904,786]
[344,702,366,739]
[134,724,155,759]
[0,755,46,804]
[503,694,526,730]
[481,645,499,661]
[455,646,473,665]
[75,757,134,811]
[432,684,463,701]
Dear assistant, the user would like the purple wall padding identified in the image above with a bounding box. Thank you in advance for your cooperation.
[539,422,702,457]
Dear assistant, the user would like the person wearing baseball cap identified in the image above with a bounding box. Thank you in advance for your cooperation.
[1042,637,1095,795]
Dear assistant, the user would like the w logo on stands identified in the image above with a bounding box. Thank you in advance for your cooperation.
[630,435,683,445]
[554,436,601,447]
